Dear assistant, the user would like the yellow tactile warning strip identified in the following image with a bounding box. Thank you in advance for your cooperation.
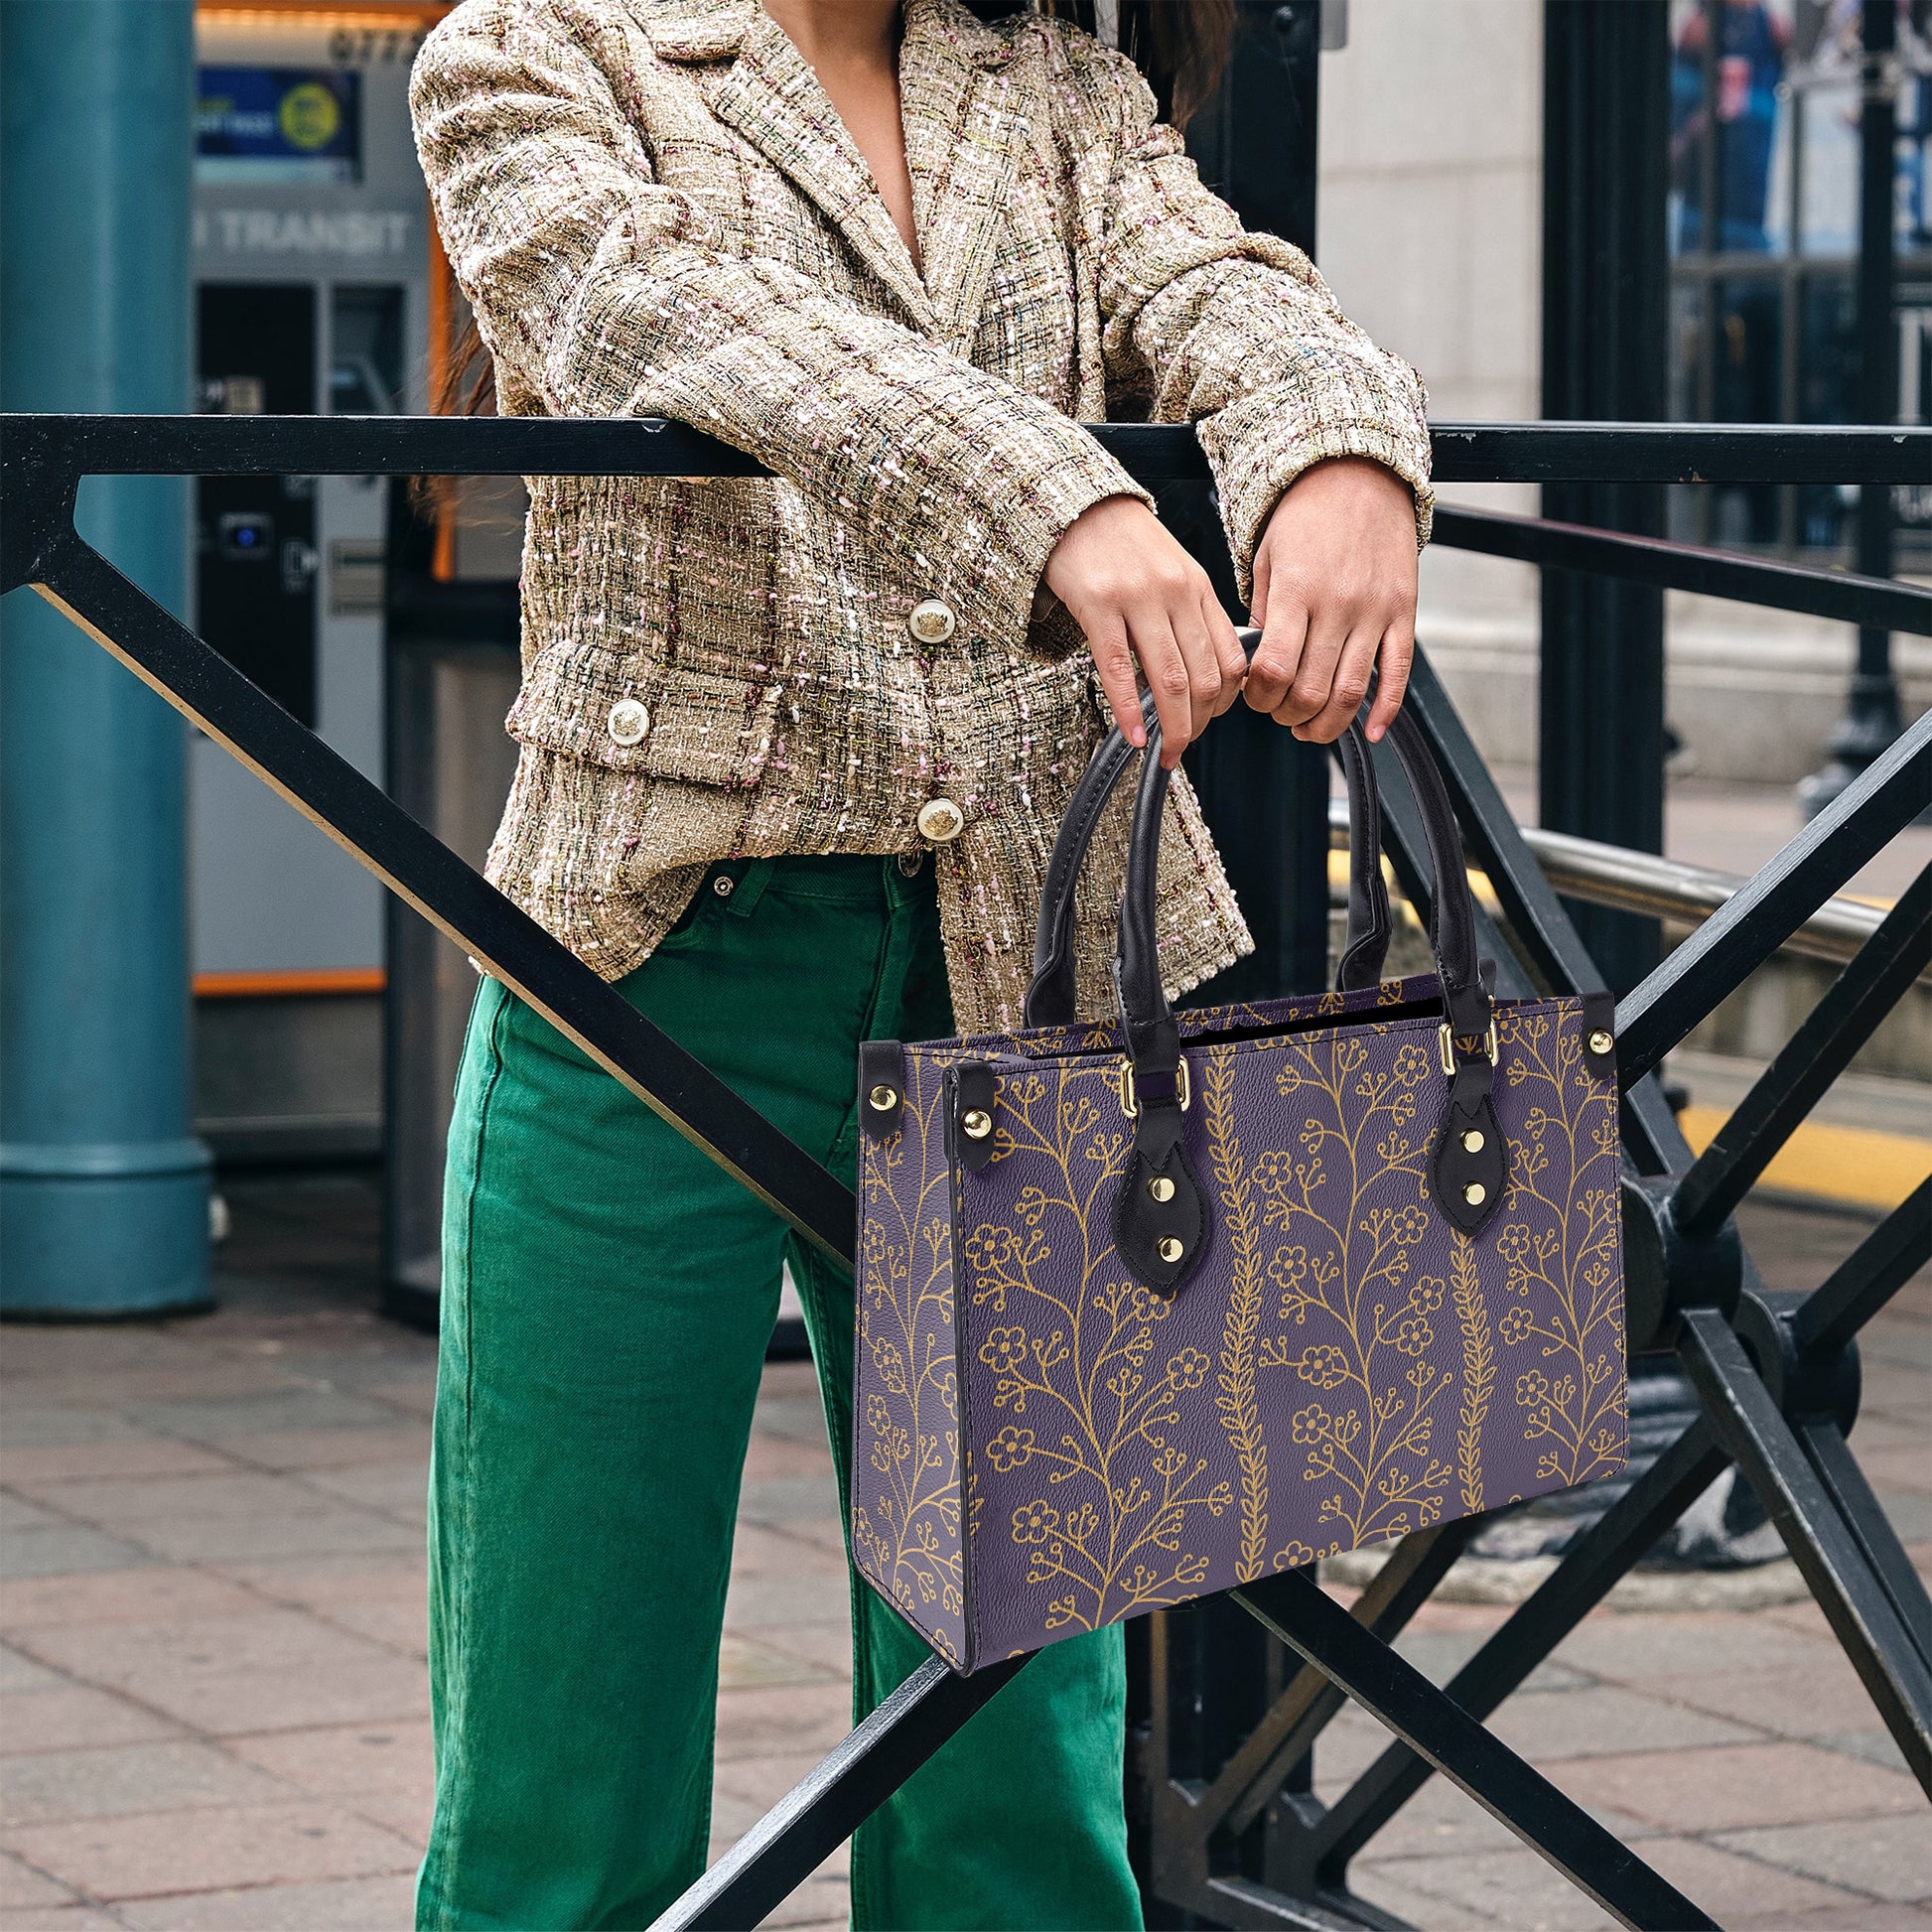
[1675,1108,1930,1213]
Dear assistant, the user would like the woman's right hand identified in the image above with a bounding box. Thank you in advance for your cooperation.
[1042,495,1248,768]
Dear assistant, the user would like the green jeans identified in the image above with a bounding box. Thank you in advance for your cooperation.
[419,854,1143,1932]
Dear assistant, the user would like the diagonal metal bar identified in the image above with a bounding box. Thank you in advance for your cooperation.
[1672,865,1932,1237]
[1792,1178,1932,1360]
[24,534,859,1264]
[1228,1570,1717,1930]
[1310,1419,1729,1877]
[1615,713,1932,1085]
[1678,1311,1932,1790]
[1198,1522,1476,1842]
[649,1655,1026,1931]
[1798,1418,1932,1676]
[1432,505,1932,634]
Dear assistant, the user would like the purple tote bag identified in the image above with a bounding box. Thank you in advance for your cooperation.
[853,702,1628,1672]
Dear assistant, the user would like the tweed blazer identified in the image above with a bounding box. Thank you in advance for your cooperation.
[410,0,1434,1033]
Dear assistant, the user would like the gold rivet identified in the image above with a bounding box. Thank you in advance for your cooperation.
[1158,1235,1184,1263]
[1589,1029,1613,1056]
[868,1085,898,1113]
[962,1109,993,1140]
[1148,1175,1175,1203]
[1463,1181,1487,1207]
[1460,1128,1484,1154]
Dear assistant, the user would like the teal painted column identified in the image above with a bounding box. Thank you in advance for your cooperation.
[1,1,210,1315]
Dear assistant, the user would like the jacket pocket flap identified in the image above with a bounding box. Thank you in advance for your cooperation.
[507,653,784,788]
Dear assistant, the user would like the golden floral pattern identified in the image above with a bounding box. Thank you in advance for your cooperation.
[856,988,1627,1671]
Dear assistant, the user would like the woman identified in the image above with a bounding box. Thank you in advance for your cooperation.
[408,0,1430,1924]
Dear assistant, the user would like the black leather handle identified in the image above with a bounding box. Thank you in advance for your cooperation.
[1026,686,1159,1028]
[1026,627,1395,1025]
[1114,705,1489,1044]
[1334,726,1393,992]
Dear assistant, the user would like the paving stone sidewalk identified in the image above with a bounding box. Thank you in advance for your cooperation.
[1,1176,1925,1932]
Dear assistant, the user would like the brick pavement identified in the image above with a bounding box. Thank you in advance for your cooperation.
[1,1177,1925,1931]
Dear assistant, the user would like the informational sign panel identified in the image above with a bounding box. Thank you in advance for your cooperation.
[197,68,361,185]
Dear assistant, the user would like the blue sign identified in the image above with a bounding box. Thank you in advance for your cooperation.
[197,68,360,185]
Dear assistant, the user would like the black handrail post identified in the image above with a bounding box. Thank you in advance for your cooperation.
[1800,0,1910,820]
[1539,0,1672,996]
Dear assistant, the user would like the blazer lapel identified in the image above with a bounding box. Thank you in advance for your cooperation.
[700,6,938,332]
[898,0,1033,353]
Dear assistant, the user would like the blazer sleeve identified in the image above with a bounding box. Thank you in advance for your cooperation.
[1088,49,1434,603]
[408,0,1149,647]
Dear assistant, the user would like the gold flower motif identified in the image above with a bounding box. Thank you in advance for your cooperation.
[978,1325,1030,1374]
[1498,1304,1535,1346]
[1287,1343,1350,1390]
[1013,1501,1059,1544]
[1391,1315,1434,1357]
[1169,1347,1210,1391]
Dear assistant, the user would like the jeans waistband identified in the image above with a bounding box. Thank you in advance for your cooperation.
[708,852,928,910]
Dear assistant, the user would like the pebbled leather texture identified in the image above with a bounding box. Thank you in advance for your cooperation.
[858,1039,905,1139]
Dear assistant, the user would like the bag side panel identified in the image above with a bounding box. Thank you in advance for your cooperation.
[853,1048,967,1668]
[956,1000,1628,1661]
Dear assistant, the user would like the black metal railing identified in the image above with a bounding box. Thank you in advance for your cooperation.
[2,411,1926,1932]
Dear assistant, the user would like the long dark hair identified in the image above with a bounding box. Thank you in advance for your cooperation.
[427,0,1232,426]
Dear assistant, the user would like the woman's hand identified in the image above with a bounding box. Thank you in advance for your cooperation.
[1043,495,1247,768]
[1243,457,1420,744]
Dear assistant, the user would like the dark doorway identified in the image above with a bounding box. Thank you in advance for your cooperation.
[196,282,320,724]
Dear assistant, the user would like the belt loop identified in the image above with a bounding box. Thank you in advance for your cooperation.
[885,851,921,908]
[723,857,775,918]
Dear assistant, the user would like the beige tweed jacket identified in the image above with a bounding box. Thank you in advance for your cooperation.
[410,0,1434,1033]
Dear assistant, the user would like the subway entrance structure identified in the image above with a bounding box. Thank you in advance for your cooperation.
[3,408,1927,1929]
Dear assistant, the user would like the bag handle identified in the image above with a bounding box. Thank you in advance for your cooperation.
[1023,659,1506,1293]
[1027,628,1398,1026]
[1114,704,1491,1047]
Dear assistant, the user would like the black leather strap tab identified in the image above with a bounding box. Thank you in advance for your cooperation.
[858,1039,905,1140]
[1582,990,1617,1079]
[1111,1087,1208,1297]
[951,1060,998,1173]
[1431,1058,1507,1236]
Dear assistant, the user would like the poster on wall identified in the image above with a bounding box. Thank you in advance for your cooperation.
[197,68,361,185]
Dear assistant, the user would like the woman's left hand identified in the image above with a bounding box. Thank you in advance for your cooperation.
[1241,456,1421,744]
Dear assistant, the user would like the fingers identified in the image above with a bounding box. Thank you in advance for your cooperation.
[1130,610,1194,769]
[1289,622,1377,744]
[1364,613,1416,743]
[1244,576,1310,716]
[1207,595,1248,716]
[1171,596,1232,744]
[1271,606,1347,733]
[1039,494,1245,761]
[1087,617,1147,751]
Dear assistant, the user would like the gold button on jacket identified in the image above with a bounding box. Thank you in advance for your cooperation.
[907,599,957,646]
[916,797,965,843]
[411,0,1434,1033]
